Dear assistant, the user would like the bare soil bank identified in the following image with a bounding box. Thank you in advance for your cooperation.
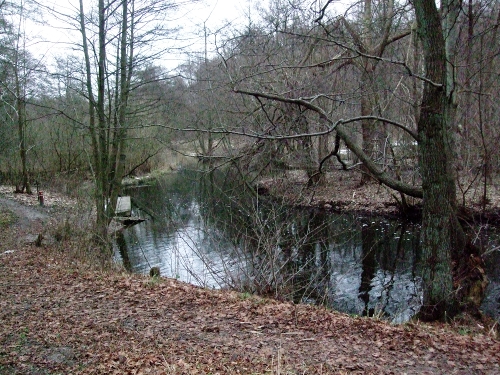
[258,169,500,224]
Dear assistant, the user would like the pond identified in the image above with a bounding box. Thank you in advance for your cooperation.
[114,168,500,323]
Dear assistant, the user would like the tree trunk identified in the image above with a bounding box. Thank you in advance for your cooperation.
[107,0,130,222]
[16,94,31,194]
[78,0,135,250]
[413,0,465,321]
[360,64,379,185]
[13,17,31,195]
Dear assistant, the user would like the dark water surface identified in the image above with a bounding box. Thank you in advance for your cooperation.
[114,169,500,322]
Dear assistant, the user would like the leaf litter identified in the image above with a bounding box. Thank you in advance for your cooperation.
[1,245,499,374]
[1,188,499,374]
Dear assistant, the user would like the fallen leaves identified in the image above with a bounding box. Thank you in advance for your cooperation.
[1,246,499,375]
[0,185,78,210]
[1,185,500,374]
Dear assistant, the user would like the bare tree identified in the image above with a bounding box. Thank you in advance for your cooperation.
[456,0,500,209]
[334,0,412,183]
[195,0,476,321]
[0,0,41,193]
[75,0,184,247]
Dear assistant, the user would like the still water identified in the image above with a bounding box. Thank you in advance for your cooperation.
[114,168,500,323]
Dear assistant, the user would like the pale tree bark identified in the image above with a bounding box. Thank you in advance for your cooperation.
[96,0,108,241]
[107,0,133,222]
[14,63,30,194]
[79,0,101,235]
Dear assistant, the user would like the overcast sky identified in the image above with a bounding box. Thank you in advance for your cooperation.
[186,0,250,28]
[18,0,253,71]
[165,0,253,68]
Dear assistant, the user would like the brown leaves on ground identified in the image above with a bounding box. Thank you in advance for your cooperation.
[259,169,500,219]
[257,169,411,215]
[1,183,499,374]
[1,245,499,375]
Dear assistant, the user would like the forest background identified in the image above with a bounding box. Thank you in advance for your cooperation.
[0,0,499,322]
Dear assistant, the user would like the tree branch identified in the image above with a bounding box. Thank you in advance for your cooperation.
[233,88,419,141]
[124,148,162,177]
[314,0,336,23]
[232,88,422,198]
[340,17,366,53]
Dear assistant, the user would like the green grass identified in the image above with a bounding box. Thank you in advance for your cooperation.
[239,291,253,300]
[458,326,471,335]
[146,275,163,288]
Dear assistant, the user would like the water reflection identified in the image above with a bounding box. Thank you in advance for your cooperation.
[114,168,498,322]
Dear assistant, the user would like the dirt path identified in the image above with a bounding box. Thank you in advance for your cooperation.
[0,197,48,226]
[0,196,49,251]
[0,185,81,250]
[1,191,500,374]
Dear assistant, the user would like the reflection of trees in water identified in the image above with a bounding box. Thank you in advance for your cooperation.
[358,219,421,318]
[198,168,288,294]
[279,210,331,304]
[195,167,423,320]
[119,169,210,274]
[115,230,132,272]
[360,221,377,317]
[121,166,424,321]
[197,168,319,297]
[198,168,256,239]
[126,168,198,225]
[357,219,422,321]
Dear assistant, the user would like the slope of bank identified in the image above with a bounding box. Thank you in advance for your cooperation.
[1,246,499,374]
[258,169,500,222]
[0,190,499,374]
